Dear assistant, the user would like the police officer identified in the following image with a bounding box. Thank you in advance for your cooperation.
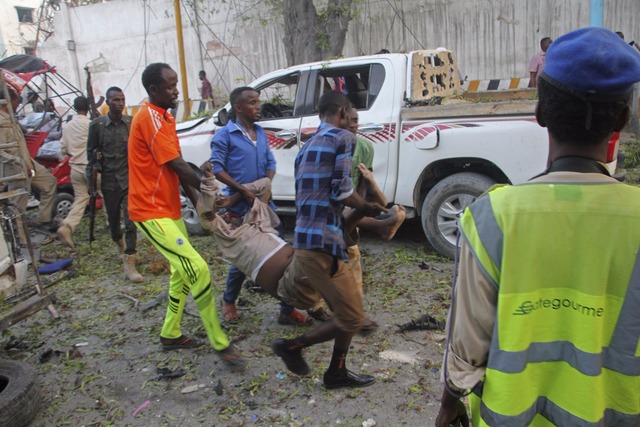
[436,28,640,426]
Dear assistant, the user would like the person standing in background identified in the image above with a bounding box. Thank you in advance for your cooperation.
[87,87,143,283]
[199,70,213,113]
[528,37,552,88]
[57,96,91,250]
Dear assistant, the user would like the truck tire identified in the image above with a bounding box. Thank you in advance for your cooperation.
[181,193,204,236]
[421,172,495,259]
[180,163,205,236]
[0,359,41,427]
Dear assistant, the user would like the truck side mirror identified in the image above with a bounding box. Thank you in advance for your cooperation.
[214,108,228,126]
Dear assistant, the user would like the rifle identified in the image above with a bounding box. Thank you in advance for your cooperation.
[88,166,98,245]
[84,66,103,120]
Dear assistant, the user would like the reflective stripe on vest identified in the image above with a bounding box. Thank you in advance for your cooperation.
[477,396,639,427]
[463,181,640,426]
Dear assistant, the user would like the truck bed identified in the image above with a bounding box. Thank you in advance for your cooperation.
[402,90,538,120]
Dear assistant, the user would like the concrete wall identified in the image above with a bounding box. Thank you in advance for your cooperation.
[37,0,640,118]
[0,0,41,57]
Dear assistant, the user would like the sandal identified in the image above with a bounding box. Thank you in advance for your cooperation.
[217,345,246,371]
[307,306,332,322]
[160,335,203,351]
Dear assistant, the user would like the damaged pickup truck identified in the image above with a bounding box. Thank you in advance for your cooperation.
[177,49,619,258]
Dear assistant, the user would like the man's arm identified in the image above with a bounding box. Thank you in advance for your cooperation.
[214,170,255,204]
[167,156,201,207]
[358,163,387,206]
[333,132,386,217]
[529,71,537,88]
[435,241,497,427]
[60,122,69,156]
[342,190,386,218]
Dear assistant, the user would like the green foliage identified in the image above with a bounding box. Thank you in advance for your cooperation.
[316,32,330,51]
[187,109,215,120]
[622,137,640,168]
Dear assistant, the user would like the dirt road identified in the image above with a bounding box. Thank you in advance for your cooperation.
[1,216,454,427]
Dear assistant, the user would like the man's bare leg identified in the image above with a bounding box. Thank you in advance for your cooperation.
[358,205,406,240]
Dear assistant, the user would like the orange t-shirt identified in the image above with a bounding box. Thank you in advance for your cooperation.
[128,102,181,222]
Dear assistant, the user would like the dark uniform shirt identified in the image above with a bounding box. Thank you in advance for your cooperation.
[87,114,132,191]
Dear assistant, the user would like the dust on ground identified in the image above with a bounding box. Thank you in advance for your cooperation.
[1,215,454,427]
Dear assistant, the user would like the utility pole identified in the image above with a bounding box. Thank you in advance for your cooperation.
[589,0,604,27]
[174,0,191,121]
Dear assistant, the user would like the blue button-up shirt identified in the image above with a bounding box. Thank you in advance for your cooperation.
[210,120,276,215]
[293,123,355,260]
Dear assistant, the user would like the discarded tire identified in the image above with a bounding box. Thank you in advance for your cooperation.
[0,359,40,427]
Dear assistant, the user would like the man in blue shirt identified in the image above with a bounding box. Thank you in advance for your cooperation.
[210,86,312,325]
[272,91,386,389]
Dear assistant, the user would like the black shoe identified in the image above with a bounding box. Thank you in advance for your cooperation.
[271,339,309,375]
[323,369,375,390]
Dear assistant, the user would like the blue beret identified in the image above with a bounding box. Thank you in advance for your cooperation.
[540,27,640,97]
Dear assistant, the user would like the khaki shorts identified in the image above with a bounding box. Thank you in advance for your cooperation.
[278,249,365,333]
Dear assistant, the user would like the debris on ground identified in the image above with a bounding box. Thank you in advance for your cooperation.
[38,348,62,363]
[418,261,443,272]
[131,400,151,417]
[140,291,168,312]
[214,379,223,396]
[181,383,206,394]
[379,350,417,365]
[397,314,446,332]
[362,419,377,427]
[155,367,186,380]
[4,335,25,350]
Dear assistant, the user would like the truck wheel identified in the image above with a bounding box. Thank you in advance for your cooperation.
[54,192,74,220]
[180,164,205,236]
[0,359,41,427]
[181,194,204,236]
[421,172,495,259]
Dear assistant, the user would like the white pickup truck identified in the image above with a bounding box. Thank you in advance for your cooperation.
[177,50,619,258]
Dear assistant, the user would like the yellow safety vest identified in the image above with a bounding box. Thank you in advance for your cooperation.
[462,180,640,426]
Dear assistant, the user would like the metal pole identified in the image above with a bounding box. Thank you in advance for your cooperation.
[590,0,604,27]
[32,0,48,57]
[174,0,191,121]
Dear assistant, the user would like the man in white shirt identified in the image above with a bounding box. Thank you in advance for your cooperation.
[57,96,91,249]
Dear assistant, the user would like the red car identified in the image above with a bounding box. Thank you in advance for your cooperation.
[25,131,101,219]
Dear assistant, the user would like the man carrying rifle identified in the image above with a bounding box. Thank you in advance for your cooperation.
[57,96,91,250]
[87,87,143,283]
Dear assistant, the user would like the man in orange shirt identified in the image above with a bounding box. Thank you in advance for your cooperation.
[127,62,243,367]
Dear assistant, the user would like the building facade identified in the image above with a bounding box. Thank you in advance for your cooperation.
[0,0,43,58]
[31,0,640,118]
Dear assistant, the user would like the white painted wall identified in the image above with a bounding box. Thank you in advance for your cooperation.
[0,0,42,57]
[36,0,640,118]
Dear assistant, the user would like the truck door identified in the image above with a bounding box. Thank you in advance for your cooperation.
[254,71,309,201]
[300,61,396,202]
